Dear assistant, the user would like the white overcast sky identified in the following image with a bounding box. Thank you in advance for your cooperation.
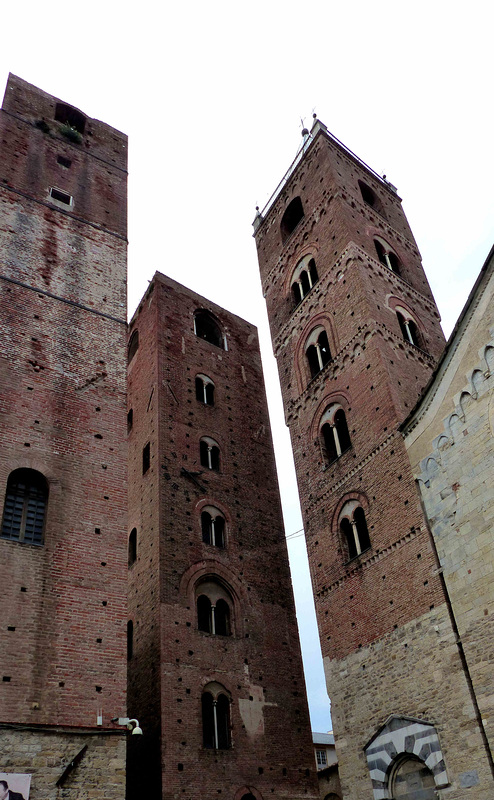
[2,0,493,732]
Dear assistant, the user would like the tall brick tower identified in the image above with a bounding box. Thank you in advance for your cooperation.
[0,75,128,797]
[254,119,494,798]
[127,273,319,800]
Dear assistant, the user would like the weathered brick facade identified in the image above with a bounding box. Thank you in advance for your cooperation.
[0,75,128,797]
[127,273,320,800]
[254,120,494,797]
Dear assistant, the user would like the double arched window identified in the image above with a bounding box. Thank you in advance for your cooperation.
[306,327,332,379]
[201,507,225,548]
[1,469,48,545]
[374,238,401,274]
[396,309,422,349]
[280,196,304,244]
[339,501,371,560]
[194,310,224,349]
[200,437,220,471]
[195,374,215,406]
[196,579,233,636]
[202,683,231,749]
[291,255,319,307]
[321,405,351,464]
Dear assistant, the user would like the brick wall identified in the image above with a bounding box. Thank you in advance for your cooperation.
[127,273,320,800]
[251,120,492,798]
[0,75,128,791]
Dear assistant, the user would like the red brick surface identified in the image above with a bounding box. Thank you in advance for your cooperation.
[0,75,128,731]
[254,126,447,661]
[127,274,319,799]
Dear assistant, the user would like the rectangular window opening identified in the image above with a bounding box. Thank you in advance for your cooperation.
[50,187,72,206]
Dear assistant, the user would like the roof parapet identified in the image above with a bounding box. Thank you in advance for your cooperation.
[253,114,398,234]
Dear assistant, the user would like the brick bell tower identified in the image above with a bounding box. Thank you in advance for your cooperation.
[0,75,128,796]
[126,273,320,800]
[254,119,494,798]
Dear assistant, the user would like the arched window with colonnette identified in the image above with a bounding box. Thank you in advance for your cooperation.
[196,578,233,636]
[195,374,215,406]
[306,326,332,379]
[338,499,371,560]
[374,237,401,275]
[200,436,220,471]
[201,506,226,548]
[291,254,318,307]
[320,404,352,464]
[202,681,231,750]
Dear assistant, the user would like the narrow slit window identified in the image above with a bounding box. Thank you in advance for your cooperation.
[142,442,150,474]
[128,528,137,567]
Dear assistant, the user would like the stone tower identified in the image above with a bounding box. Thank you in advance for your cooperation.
[127,273,319,800]
[253,119,494,798]
[0,75,128,797]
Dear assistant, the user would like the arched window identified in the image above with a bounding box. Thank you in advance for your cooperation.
[339,501,371,560]
[200,437,220,471]
[194,311,224,349]
[196,581,232,636]
[201,508,225,548]
[396,310,422,348]
[358,180,386,217]
[128,330,139,364]
[55,102,86,134]
[195,374,215,406]
[202,685,231,749]
[306,328,332,379]
[291,255,318,308]
[391,755,436,798]
[1,469,48,545]
[321,406,351,464]
[281,196,304,243]
[374,238,401,274]
[128,528,137,567]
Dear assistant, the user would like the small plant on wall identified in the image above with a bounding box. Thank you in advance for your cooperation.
[60,122,82,144]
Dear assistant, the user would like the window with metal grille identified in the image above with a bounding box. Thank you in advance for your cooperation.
[1,469,48,545]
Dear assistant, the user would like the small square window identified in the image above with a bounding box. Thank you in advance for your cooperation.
[57,155,72,169]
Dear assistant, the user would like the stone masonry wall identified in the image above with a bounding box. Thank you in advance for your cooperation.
[325,605,493,799]
[0,727,126,800]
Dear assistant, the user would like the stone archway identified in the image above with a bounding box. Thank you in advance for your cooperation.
[391,755,436,799]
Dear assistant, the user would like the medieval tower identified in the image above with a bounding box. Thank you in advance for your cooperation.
[126,272,320,799]
[253,118,494,799]
[0,75,128,797]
